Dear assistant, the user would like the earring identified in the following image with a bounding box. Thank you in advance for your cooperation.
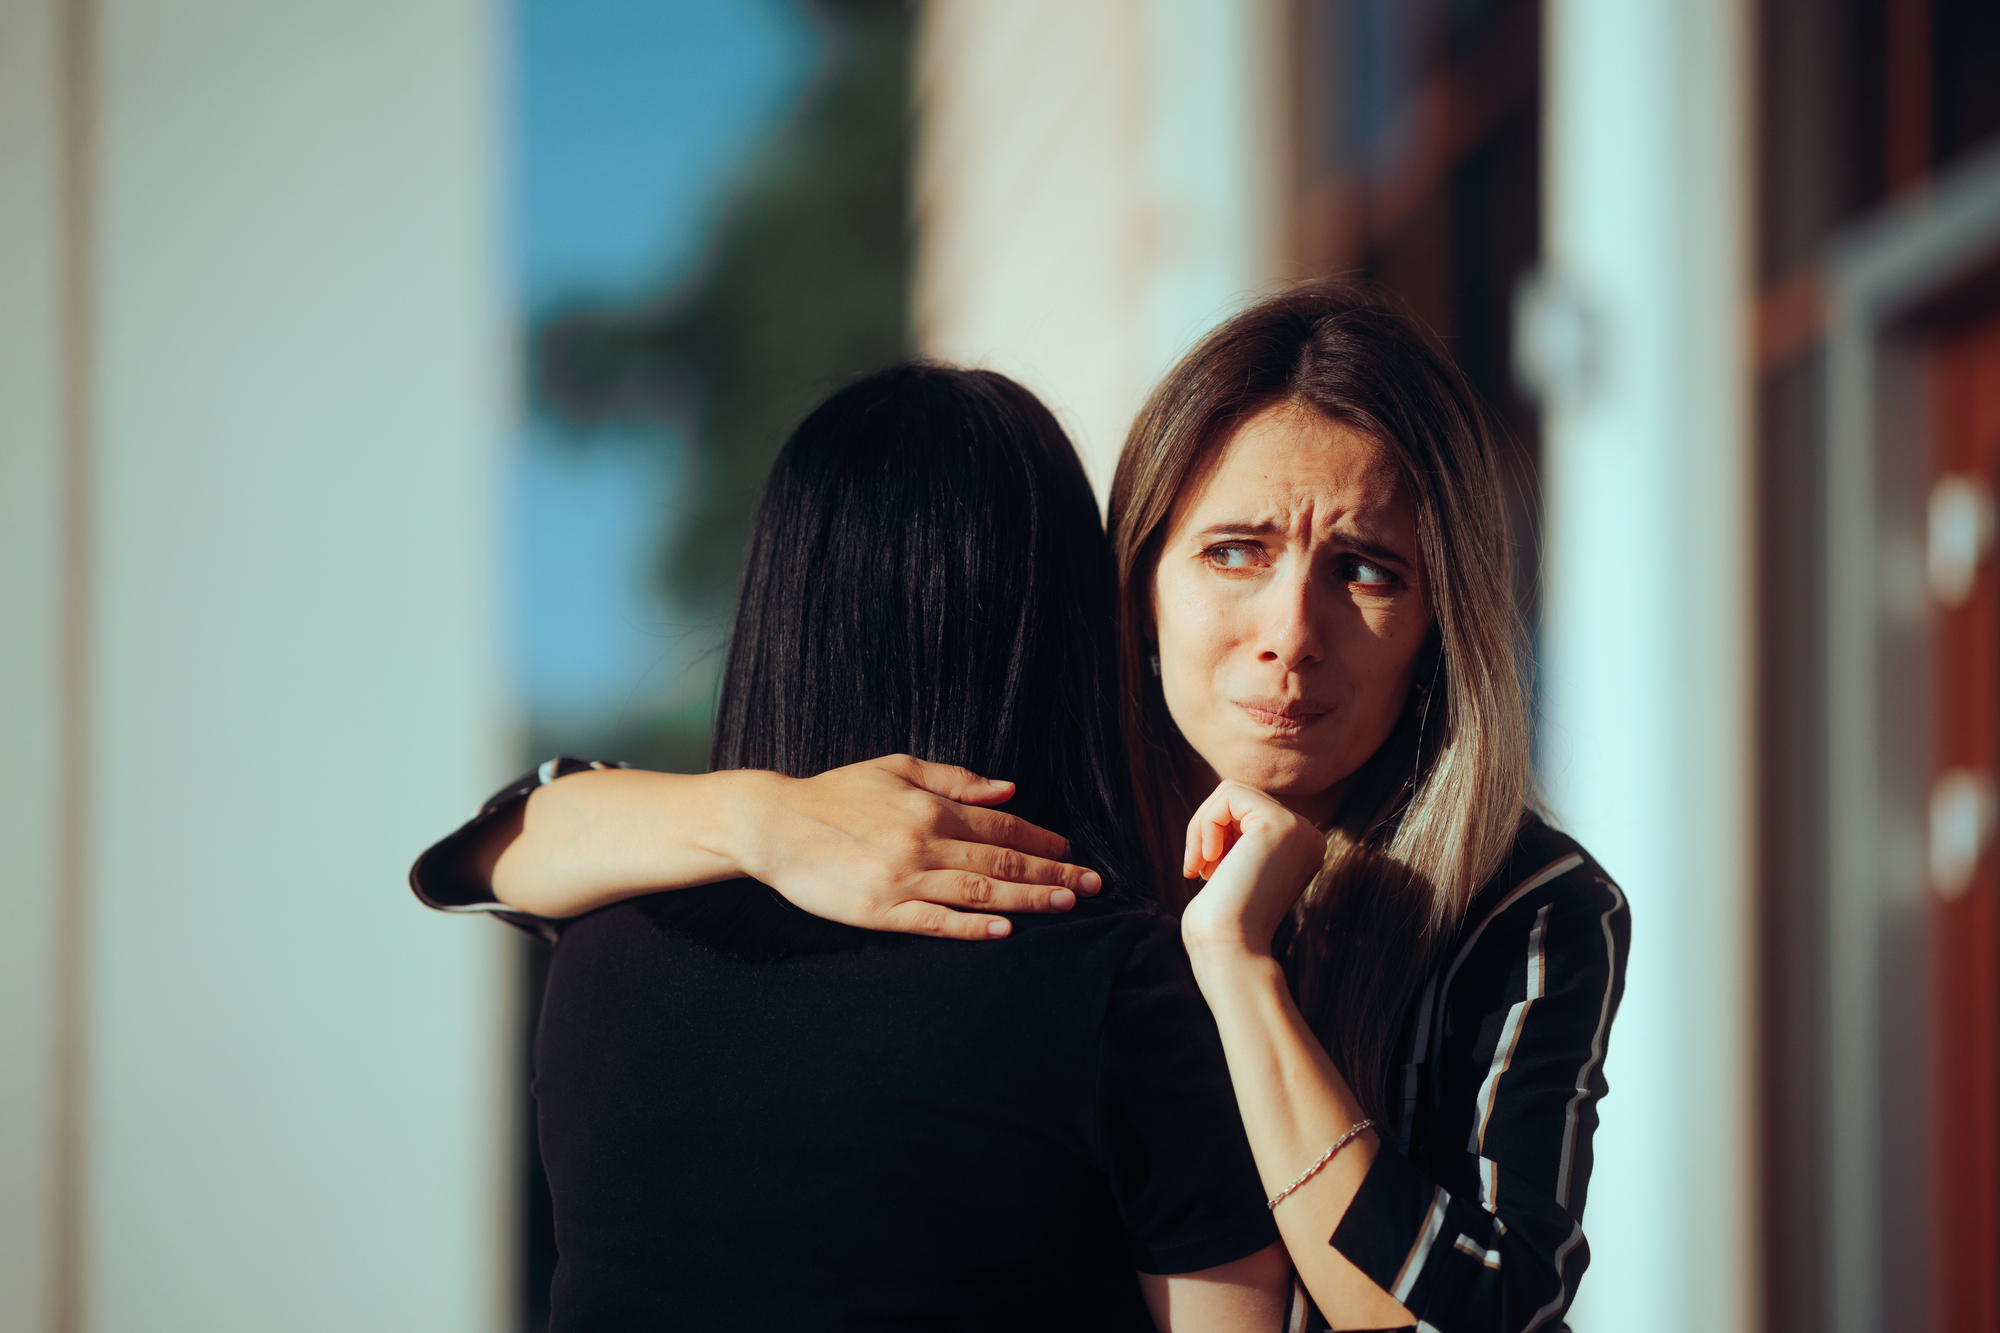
[1147,654,1161,678]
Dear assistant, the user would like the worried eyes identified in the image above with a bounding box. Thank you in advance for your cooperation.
[1207,543,1264,570]
[1200,543,1401,590]
[1343,558,1399,589]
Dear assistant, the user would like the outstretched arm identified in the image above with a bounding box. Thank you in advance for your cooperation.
[415,755,1102,939]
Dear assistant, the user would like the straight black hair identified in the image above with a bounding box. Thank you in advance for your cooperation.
[647,363,1149,957]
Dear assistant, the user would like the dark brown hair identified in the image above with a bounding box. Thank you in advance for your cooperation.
[717,360,1148,877]
[1107,282,1533,1115]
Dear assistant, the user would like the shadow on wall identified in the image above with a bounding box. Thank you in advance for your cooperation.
[528,0,916,777]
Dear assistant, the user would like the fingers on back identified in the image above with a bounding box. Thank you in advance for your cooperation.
[961,807,1068,860]
[882,900,1002,941]
[886,754,991,800]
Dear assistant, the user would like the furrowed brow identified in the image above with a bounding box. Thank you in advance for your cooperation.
[1334,534,1415,569]
[1191,519,1284,540]
[1194,519,1411,567]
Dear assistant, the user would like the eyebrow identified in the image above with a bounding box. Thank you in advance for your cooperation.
[1190,519,1415,570]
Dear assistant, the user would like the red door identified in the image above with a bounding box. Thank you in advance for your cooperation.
[1928,308,2000,1333]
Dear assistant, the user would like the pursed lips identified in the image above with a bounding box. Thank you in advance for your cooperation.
[1235,700,1332,734]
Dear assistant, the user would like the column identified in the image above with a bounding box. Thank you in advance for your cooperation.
[1534,1,1759,1329]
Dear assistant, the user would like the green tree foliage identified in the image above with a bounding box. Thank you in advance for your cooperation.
[532,0,914,615]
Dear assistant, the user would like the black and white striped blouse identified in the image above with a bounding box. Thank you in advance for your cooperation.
[1317,816,1629,1333]
[411,769,1627,1333]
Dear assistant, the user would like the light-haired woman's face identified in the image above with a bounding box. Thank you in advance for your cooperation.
[1150,403,1433,824]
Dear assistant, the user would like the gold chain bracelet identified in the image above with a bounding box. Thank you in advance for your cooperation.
[1267,1119,1375,1210]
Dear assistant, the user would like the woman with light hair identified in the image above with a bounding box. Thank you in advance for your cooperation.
[416,282,1628,1331]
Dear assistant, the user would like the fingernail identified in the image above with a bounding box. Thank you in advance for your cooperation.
[1049,888,1076,910]
[986,919,1011,937]
[1079,871,1102,895]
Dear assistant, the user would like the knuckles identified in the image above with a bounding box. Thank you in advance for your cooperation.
[889,826,933,861]
[901,794,950,835]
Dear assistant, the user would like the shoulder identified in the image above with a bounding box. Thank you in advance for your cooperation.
[1432,817,1630,999]
[1002,898,1183,984]
[1008,902,1206,1029]
[1005,895,1171,944]
[1465,816,1627,940]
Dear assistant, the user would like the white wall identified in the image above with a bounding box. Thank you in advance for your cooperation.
[0,1,512,1329]
[912,0,1288,495]
[0,1,70,1326]
[1535,1,1759,1329]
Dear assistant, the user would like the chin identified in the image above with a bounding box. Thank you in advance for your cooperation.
[1221,751,1335,801]
[1265,775,1340,806]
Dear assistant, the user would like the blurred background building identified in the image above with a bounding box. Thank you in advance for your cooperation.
[3,1,1998,1331]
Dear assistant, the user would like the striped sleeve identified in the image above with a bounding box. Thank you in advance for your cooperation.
[406,757,630,943]
[1330,848,1629,1333]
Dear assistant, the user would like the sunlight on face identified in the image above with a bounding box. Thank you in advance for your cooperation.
[1149,403,1433,824]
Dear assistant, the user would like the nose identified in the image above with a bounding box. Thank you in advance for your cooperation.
[1254,564,1324,672]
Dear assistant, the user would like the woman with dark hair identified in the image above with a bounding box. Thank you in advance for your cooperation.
[417,284,1627,1332]
[431,364,1289,1331]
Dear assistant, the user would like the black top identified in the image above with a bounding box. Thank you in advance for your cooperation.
[530,883,1276,1332]
[412,763,1627,1333]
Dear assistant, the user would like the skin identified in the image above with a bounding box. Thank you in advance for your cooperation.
[1164,404,1433,1327]
[1183,783,1407,1327]
[1137,1244,1291,1330]
[479,760,1098,933]
[1151,401,1431,827]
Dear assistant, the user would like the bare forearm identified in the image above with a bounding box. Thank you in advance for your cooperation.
[491,768,763,917]
[430,752,1095,939]
[1189,949,1411,1326]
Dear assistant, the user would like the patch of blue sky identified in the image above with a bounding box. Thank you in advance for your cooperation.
[508,420,718,737]
[513,0,818,313]
[507,0,816,738]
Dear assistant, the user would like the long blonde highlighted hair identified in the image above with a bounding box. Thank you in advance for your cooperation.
[1107,282,1534,1117]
